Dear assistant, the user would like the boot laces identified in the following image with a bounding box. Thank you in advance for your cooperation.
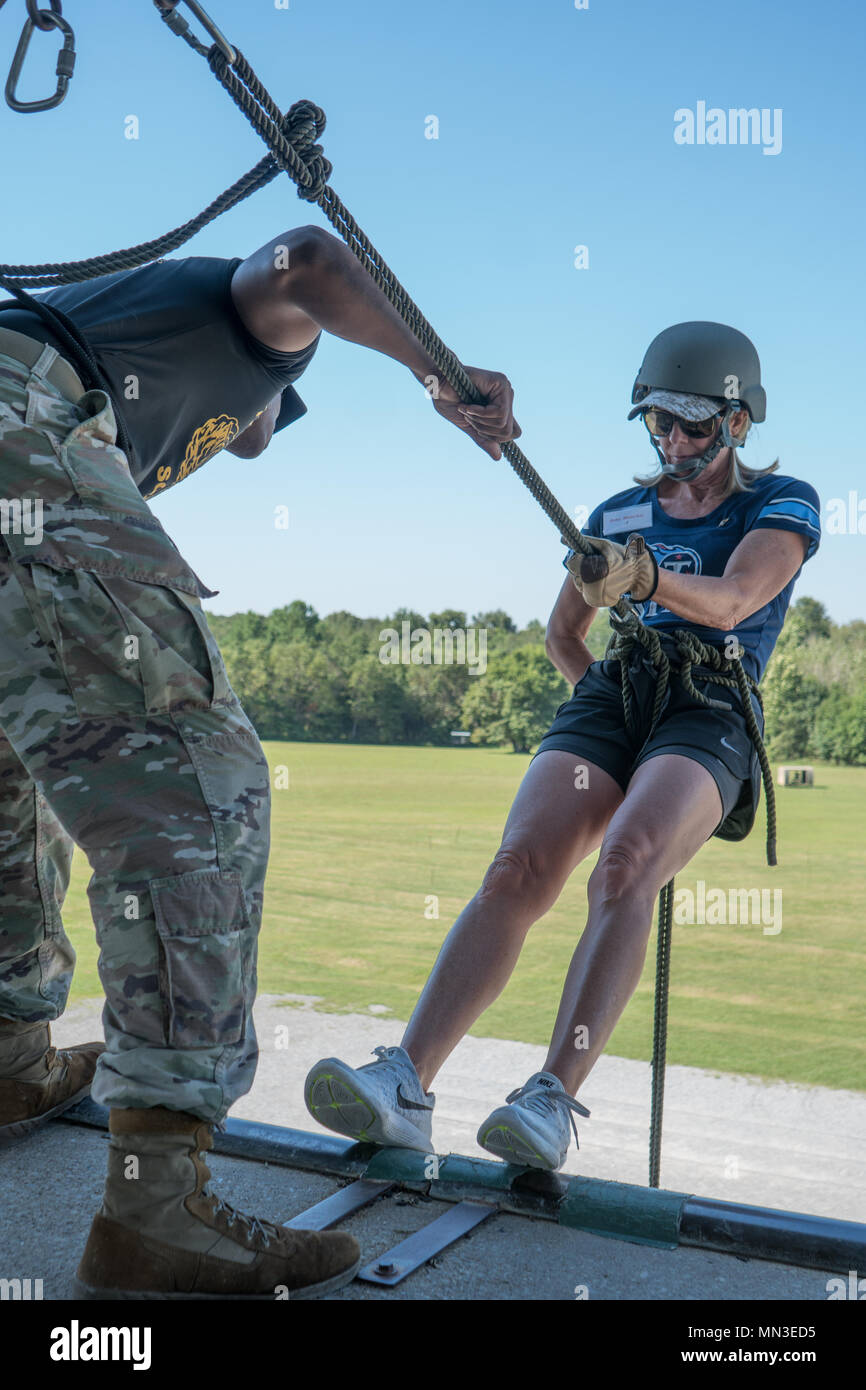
[504,1082,591,1151]
[206,1190,278,1247]
[200,1171,279,1249]
[187,1130,280,1249]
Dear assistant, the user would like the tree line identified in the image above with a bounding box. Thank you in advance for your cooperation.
[205,596,865,763]
[761,598,866,765]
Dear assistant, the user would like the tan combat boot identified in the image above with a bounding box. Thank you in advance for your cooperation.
[74,1106,361,1300]
[0,1016,103,1144]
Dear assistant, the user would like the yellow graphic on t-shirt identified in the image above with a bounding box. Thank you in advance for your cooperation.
[145,413,240,498]
[146,464,173,499]
[177,413,240,483]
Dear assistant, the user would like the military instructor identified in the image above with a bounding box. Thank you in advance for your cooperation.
[0,222,519,1298]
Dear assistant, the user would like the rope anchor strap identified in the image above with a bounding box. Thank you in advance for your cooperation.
[4,5,76,113]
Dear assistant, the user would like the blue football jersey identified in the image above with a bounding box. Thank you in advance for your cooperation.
[562,473,821,682]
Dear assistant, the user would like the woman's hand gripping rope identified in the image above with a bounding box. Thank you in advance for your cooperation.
[563,533,659,608]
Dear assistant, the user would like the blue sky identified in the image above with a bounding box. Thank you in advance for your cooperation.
[2,0,863,626]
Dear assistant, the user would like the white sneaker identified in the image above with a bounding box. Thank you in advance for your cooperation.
[304,1045,435,1152]
[476,1071,590,1171]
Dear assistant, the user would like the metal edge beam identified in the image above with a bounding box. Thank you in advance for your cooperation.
[218,1117,377,1178]
[58,1103,866,1273]
[679,1197,866,1275]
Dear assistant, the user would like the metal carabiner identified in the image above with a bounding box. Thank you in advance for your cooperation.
[25,0,63,32]
[5,10,76,113]
[154,1,236,65]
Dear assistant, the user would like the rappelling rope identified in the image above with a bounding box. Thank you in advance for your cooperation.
[197,38,778,869]
[649,879,674,1189]
[0,1,780,1189]
[0,145,298,287]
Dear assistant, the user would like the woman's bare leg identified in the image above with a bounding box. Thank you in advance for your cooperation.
[542,753,724,1093]
[401,751,624,1091]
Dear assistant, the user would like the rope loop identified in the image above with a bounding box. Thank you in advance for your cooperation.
[206,47,333,202]
[282,100,332,202]
[671,629,733,712]
[601,616,775,864]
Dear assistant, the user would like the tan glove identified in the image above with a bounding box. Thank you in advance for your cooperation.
[564,533,659,607]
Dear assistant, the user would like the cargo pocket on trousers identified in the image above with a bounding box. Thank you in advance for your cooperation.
[22,568,231,718]
[51,388,155,517]
[22,563,146,716]
[93,575,232,713]
[150,869,254,1049]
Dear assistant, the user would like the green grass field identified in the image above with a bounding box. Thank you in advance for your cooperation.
[63,744,866,1092]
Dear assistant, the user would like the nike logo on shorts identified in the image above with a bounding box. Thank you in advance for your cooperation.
[396,1084,434,1112]
[720,736,738,753]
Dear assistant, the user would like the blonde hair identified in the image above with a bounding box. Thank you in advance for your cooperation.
[633,418,780,499]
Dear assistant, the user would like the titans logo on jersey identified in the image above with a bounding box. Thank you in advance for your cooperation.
[563,473,821,683]
[641,543,702,619]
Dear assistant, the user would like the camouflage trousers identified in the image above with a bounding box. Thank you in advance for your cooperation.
[0,345,270,1123]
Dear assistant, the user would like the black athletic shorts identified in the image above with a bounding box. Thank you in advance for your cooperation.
[533,638,764,841]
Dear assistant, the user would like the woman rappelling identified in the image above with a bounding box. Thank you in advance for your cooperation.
[305,320,821,1172]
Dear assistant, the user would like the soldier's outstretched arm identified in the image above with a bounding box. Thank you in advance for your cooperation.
[230,225,520,459]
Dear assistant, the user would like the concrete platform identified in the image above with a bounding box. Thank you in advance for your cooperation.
[0,1122,840,1301]
[50,994,866,1224]
[2,992,860,1302]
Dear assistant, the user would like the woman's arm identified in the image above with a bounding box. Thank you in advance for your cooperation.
[652,528,810,630]
[548,525,809,679]
[545,575,598,685]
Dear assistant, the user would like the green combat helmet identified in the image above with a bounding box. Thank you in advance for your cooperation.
[628,321,766,482]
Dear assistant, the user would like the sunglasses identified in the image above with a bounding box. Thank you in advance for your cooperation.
[642,408,722,439]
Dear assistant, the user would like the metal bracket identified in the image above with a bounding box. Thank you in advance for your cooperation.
[357,1200,497,1285]
[283,1179,394,1232]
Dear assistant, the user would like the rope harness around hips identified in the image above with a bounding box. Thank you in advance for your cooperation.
[606,610,776,866]
[0,0,781,1187]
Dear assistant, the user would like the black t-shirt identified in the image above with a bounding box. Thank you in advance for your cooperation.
[0,256,319,500]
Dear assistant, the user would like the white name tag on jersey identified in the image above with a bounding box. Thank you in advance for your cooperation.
[602,502,653,535]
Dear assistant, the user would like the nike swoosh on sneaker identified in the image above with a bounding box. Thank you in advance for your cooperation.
[395,1084,434,1113]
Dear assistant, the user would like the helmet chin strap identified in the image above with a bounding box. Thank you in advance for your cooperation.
[650,406,742,483]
